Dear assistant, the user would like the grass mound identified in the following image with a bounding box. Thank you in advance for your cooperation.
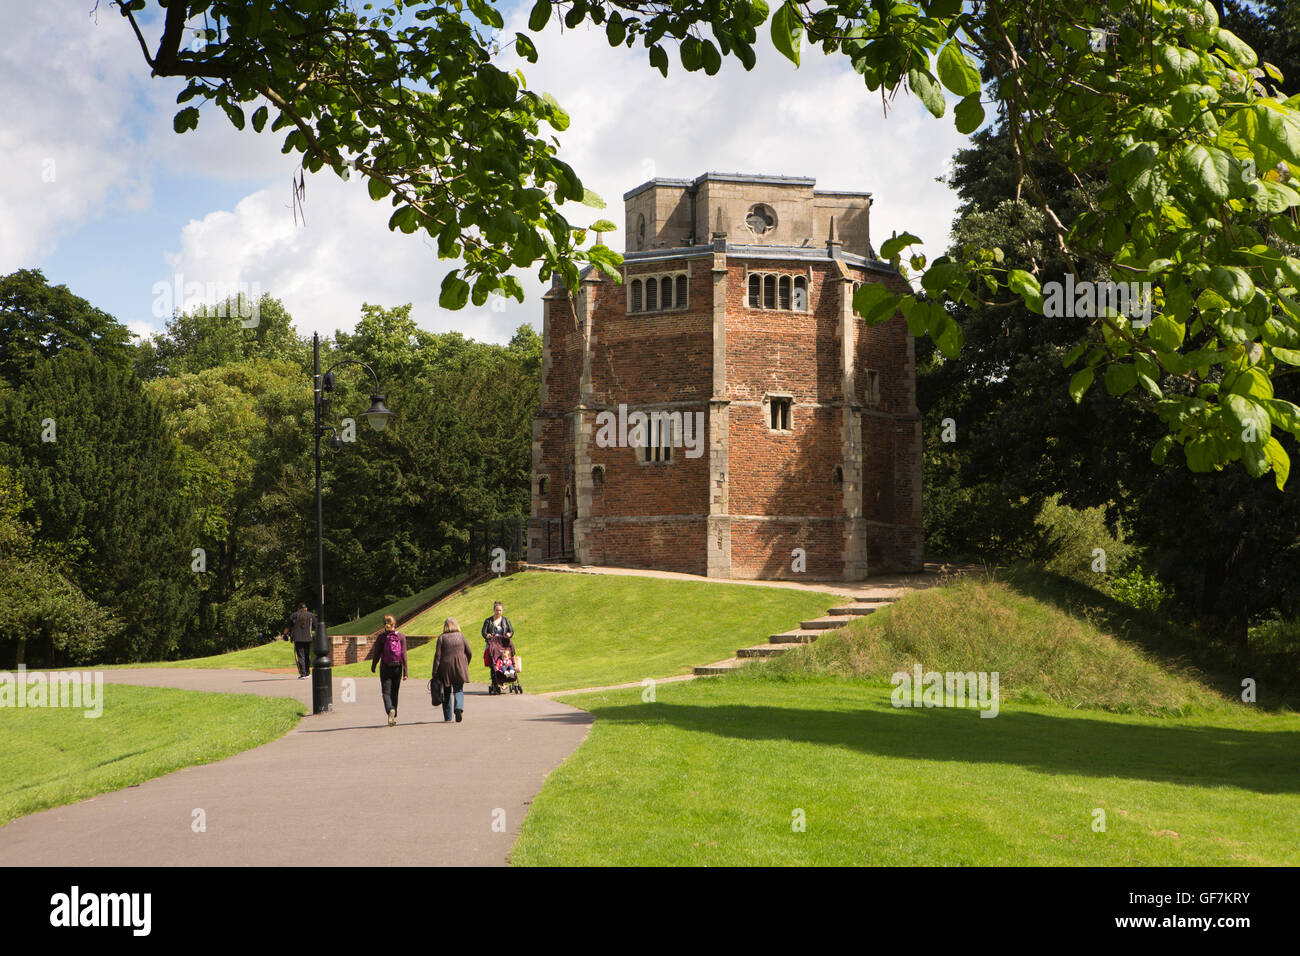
[759,569,1225,716]
[336,571,840,692]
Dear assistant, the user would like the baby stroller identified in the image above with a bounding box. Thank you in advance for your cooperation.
[487,644,523,695]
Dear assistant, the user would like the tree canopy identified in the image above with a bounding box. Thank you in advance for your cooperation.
[112,0,1300,483]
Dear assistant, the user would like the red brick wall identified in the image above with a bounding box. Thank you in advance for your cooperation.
[729,518,844,579]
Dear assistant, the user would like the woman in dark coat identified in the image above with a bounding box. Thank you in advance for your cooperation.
[432,617,473,723]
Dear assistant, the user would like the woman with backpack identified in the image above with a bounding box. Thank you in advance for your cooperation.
[431,617,473,723]
[368,614,408,726]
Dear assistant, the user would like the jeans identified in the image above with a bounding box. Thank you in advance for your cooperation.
[379,663,404,715]
[294,642,311,677]
[441,682,464,721]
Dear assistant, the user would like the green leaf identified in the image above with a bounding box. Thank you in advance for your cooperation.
[1157,45,1200,81]
[1063,343,1087,368]
[1222,392,1271,444]
[581,188,607,209]
[368,177,391,201]
[173,107,200,134]
[1104,363,1138,396]
[852,282,901,325]
[1272,347,1300,365]
[931,309,963,358]
[880,232,921,260]
[439,271,471,310]
[1262,398,1300,435]
[1208,265,1256,306]
[589,219,617,233]
[528,0,551,32]
[649,44,669,77]
[954,94,984,134]
[251,105,268,133]
[680,35,702,72]
[908,68,944,118]
[771,1,802,67]
[701,39,722,76]
[1265,436,1291,489]
[937,41,980,97]
[1177,143,1232,201]
[1152,434,1175,464]
[1069,368,1094,404]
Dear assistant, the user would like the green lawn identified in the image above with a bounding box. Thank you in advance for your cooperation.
[117,639,303,671]
[0,683,303,826]
[333,571,841,691]
[511,676,1300,866]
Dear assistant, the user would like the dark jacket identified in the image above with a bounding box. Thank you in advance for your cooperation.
[482,616,515,660]
[368,629,408,677]
[432,630,472,686]
[289,608,315,643]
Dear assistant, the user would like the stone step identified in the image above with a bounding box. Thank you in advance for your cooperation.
[854,594,901,603]
[769,630,822,644]
[737,645,790,658]
[800,616,851,630]
[827,604,884,616]
[694,659,745,676]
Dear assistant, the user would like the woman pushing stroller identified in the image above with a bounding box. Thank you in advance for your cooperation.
[481,601,522,695]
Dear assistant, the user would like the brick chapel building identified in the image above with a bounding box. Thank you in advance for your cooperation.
[526,172,923,580]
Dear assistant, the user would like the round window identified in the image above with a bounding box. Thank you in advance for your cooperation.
[745,204,777,236]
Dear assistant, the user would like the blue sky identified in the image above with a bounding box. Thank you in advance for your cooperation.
[1,0,970,343]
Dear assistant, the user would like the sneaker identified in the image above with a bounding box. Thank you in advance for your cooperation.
[388,709,396,727]
[455,709,463,722]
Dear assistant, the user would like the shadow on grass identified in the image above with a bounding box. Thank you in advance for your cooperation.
[997,566,1300,710]
[583,697,1300,795]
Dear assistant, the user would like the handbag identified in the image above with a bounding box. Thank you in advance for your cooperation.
[428,678,444,707]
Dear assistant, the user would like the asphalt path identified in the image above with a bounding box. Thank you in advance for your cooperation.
[0,668,593,866]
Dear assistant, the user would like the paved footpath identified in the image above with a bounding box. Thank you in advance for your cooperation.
[0,669,593,867]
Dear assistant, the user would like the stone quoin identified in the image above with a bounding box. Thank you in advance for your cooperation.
[527,172,923,580]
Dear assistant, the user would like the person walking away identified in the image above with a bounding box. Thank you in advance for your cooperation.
[289,603,315,679]
[368,614,408,726]
[431,617,472,723]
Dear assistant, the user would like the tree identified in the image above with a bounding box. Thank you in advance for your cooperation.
[113,0,1300,481]
[0,464,121,667]
[0,268,134,388]
[320,309,537,620]
[145,356,312,652]
[135,293,309,379]
[0,350,197,662]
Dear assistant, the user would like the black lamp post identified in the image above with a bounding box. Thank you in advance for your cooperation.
[311,331,392,714]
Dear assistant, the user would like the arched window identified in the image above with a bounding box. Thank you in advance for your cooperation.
[537,476,549,495]
[675,275,687,309]
[591,465,605,486]
[778,275,791,310]
[630,279,642,313]
[763,274,776,309]
[646,279,658,311]
[793,276,807,311]
[661,276,673,310]
[748,274,761,308]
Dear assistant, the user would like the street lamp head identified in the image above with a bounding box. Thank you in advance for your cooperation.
[362,393,392,432]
